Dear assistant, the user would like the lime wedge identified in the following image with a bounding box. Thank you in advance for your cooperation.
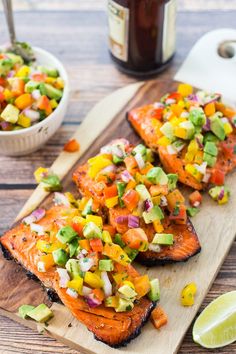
[193,291,236,348]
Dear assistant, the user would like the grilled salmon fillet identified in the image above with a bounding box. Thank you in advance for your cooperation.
[73,140,201,265]
[128,94,236,190]
[0,205,155,347]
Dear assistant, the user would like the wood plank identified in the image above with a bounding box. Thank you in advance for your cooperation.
[1,80,236,354]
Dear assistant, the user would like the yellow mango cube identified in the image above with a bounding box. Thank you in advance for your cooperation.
[102,230,112,243]
[34,166,49,183]
[177,83,193,97]
[105,196,119,208]
[174,127,187,139]
[157,136,171,147]
[86,215,103,228]
[50,99,58,109]
[194,151,204,164]
[16,65,30,77]
[224,122,233,135]
[185,164,202,182]
[45,77,56,84]
[84,271,103,288]
[113,272,129,285]
[153,220,164,233]
[67,276,83,295]
[17,114,31,128]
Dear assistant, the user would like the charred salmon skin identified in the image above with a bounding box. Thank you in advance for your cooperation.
[73,139,201,265]
[128,84,236,191]
[0,202,156,347]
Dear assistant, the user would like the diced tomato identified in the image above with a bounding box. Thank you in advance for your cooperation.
[92,200,100,213]
[11,78,25,96]
[104,184,118,199]
[122,189,139,211]
[103,224,116,237]
[221,141,235,159]
[90,238,103,253]
[189,191,202,207]
[37,95,52,115]
[169,204,187,224]
[0,92,4,102]
[122,228,148,250]
[124,156,138,174]
[63,139,80,152]
[210,169,225,186]
[72,222,84,237]
[167,92,182,102]
[31,73,47,82]
[149,107,164,120]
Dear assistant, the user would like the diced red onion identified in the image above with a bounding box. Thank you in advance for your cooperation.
[24,109,40,122]
[202,172,211,183]
[194,162,207,175]
[31,89,41,100]
[115,215,128,224]
[204,94,221,105]
[144,199,153,212]
[0,121,12,131]
[202,118,211,131]
[160,196,168,207]
[196,137,204,149]
[134,152,145,169]
[53,192,70,207]
[128,215,139,228]
[86,293,102,308]
[193,201,200,207]
[221,117,229,124]
[187,94,199,102]
[120,170,133,183]
[99,164,116,175]
[31,208,46,221]
[148,243,161,252]
[218,188,225,201]
[7,70,15,78]
[112,145,125,158]
[180,111,189,118]
[81,249,88,255]
[66,288,78,299]
[79,257,94,272]
[30,223,44,235]
[101,271,112,297]
[57,268,70,288]
[82,286,92,296]
[154,102,165,108]
[166,98,176,105]
[167,145,177,155]
[37,261,46,272]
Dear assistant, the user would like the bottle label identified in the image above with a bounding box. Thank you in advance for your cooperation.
[162,0,177,63]
[108,0,129,62]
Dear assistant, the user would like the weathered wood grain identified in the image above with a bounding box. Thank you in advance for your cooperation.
[0,4,235,354]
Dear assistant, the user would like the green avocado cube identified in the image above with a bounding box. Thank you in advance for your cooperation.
[152,233,174,245]
[210,115,225,140]
[167,174,178,191]
[68,238,79,257]
[114,233,125,247]
[117,182,126,206]
[99,259,114,271]
[1,104,19,123]
[27,304,53,323]
[146,167,168,185]
[204,141,218,157]
[25,80,40,93]
[148,279,160,301]
[56,225,78,244]
[132,144,147,157]
[187,207,200,217]
[0,58,13,76]
[123,246,139,261]
[65,259,81,278]
[142,205,164,224]
[113,155,123,164]
[203,132,219,144]
[39,82,47,95]
[83,222,102,239]
[160,122,174,139]
[37,65,59,78]
[52,249,69,266]
[18,305,35,319]
[203,152,217,167]
[115,298,134,312]
[6,53,23,65]
[44,83,63,100]
[189,108,206,126]
[135,184,151,201]
[118,284,137,300]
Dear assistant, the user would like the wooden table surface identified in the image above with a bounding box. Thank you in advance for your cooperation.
[0,1,235,353]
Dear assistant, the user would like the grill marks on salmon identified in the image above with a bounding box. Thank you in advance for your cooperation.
[0,205,155,348]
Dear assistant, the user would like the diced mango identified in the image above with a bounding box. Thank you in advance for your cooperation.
[105,296,119,307]
[185,164,202,182]
[15,93,32,110]
[88,155,113,179]
[103,243,131,266]
[34,167,48,183]
[16,65,30,77]
[153,220,164,233]
[194,150,203,164]
[84,271,103,288]
[177,83,193,97]
[157,136,171,147]
[67,276,83,295]
[86,215,103,229]
[174,127,188,139]
[105,196,119,208]
[224,122,233,135]
[17,114,31,128]
[40,254,55,270]
[133,275,151,298]
[113,272,129,285]
[50,99,58,109]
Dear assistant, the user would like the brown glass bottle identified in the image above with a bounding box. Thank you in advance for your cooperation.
[108,0,176,77]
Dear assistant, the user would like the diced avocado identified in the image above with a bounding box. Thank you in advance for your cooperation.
[37,65,59,78]
[117,182,126,206]
[6,52,23,65]
[203,132,219,144]
[189,108,206,126]
[160,122,174,139]
[81,198,93,216]
[65,259,81,278]
[44,83,63,100]
[148,279,160,301]
[18,304,35,319]
[132,144,147,157]
[203,152,217,167]
[187,207,200,217]
[56,225,78,244]
[118,284,137,300]
[114,233,125,247]
[52,248,68,266]
[39,82,47,95]
[152,233,174,245]
[0,58,13,76]
[1,104,19,123]
[146,167,168,185]
[204,141,218,157]
[27,303,53,323]
[115,298,134,312]
[83,222,102,239]
[179,120,195,139]
[25,80,40,93]
[68,238,79,257]
[135,184,151,201]
[142,205,164,224]
[209,185,230,201]
[210,115,225,140]
[167,174,178,191]
[113,155,123,164]
[99,259,114,271]
[124,246,139,261]
[41,174,62,192]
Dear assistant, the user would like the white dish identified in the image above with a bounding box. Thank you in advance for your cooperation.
[0,46,69,156]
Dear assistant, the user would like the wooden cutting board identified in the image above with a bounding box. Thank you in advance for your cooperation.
[0,79,236,354]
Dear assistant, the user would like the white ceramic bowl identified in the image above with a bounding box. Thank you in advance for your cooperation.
[0,47,69,156]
